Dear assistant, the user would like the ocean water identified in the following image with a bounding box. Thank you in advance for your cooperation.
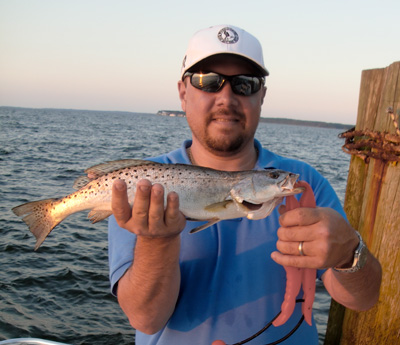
[0,107,351,344]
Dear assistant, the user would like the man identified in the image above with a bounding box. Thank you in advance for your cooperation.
[108,25,381,345]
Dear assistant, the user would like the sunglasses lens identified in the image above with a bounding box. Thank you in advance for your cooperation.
[190,73,223,92]
[187,72,263,96]
[231,76,262,96]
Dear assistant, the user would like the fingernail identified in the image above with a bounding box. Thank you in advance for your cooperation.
[139,184,151,192]
[114,180,125,191]
[153,187,162,196]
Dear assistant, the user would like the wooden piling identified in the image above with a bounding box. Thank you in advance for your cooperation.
[324,61,400,344]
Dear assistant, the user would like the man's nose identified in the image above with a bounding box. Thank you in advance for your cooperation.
[215,80,239,106]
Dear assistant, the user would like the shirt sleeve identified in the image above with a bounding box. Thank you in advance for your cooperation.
[108,215,137,296]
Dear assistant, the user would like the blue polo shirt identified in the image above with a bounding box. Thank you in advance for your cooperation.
[108,139,345,345]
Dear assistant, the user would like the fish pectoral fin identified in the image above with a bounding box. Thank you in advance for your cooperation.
[88,209,113,224]
[189,218,220,234]
[204,200,234,212]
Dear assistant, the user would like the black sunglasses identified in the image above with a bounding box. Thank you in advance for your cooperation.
[183,71,265,96]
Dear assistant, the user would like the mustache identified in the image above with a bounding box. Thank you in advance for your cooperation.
[209,108,245,119]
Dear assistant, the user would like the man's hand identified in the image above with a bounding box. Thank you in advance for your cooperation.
[113,178,186,333]
[271,206,359,269]
[112,179,187,238]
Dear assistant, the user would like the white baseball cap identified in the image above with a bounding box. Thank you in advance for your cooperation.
[181,24,269,79]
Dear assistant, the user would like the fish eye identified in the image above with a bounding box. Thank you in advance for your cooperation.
[268,171,280,179]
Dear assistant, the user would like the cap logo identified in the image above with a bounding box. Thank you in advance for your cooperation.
[217,27,239,44]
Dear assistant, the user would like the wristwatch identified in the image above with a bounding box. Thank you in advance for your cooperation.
[333,232,368,273]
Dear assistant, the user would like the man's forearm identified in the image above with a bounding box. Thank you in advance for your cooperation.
[323,251,382,310]
[117,235,181,334]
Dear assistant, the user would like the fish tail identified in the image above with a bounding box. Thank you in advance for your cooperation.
[12,198,63,250]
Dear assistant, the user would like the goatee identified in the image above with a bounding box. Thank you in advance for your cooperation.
[204,109,247,153]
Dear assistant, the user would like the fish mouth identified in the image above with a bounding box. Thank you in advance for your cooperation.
[280,174,304,195]
[241,200,263,211]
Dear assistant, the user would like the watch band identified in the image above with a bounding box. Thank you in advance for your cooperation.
[333,232,368,273]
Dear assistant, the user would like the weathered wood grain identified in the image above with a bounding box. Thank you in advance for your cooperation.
[325,61,400,344]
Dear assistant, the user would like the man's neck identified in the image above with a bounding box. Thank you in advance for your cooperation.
[187,141,258,171]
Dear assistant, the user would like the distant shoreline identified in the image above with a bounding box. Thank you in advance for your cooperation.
[258,117,353,130]
[1,106,353,130]
[157,110,353,130]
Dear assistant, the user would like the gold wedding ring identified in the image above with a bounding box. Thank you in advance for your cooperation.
[298,241,305,256]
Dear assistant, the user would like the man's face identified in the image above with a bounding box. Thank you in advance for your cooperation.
[178,55,266,156]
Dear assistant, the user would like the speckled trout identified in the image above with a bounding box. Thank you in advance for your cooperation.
[12,159,303,250]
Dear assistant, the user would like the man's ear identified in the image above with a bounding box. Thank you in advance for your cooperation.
[260,86,267,105]
[177,80,187,112]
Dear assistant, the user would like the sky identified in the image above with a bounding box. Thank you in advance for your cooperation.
[1,0,399,124]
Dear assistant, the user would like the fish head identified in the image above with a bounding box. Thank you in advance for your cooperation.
[230,169,304,216]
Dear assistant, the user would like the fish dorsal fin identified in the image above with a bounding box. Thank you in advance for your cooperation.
[72,159,158,190]
[85,159,158,177]
[73,176,92,190]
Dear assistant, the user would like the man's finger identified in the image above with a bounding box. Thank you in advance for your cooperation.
[271,250,317,269]
[165,191,185,228]
[276,225,316,242]
[278,204,286,215]
[165,191,179,217]
[147,184,166,228]
[279,207,321,227]
[112,179,132,224]
[131,179,152,225]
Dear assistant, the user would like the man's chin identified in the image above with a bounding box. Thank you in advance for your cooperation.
[204,135,245,154]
